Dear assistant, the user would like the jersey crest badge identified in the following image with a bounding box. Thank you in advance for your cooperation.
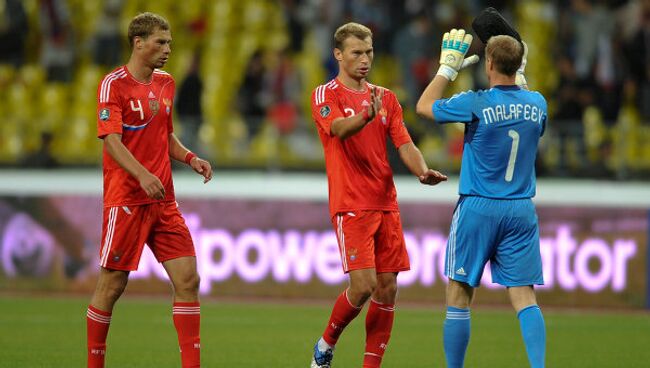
[163,98,172,114]
[379,107,387,124]
[348,248,358,261]
[149,100,160,115]
[99,108,110,121]
[320,105,331,118]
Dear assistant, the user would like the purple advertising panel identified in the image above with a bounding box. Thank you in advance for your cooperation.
[0,196,647,308]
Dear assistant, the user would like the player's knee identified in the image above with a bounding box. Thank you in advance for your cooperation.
[176,272,200,295]
[351,280,376,300]
[97,279,127,302]
[377,282,398,300]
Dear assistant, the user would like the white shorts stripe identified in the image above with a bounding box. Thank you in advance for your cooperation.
[337,214,348,271]
[447,202,462,278]
[100,207,118,267]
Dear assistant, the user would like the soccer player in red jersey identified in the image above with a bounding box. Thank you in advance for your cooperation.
[86,13,212,368]
[310,22,448,368]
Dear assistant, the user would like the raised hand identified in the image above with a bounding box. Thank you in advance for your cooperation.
[437,28,479,81]
[515,41,528,89]
[364,86,384,122]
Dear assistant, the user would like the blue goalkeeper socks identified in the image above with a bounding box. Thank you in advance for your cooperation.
[518,305,546,368]
[443,306,470,368]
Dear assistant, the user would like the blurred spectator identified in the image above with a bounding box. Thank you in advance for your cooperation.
[348,0,392,54]
[392,11,436,109]
[39,0,75,82]
[302,0,345,80]
[280,0,306,53]
[0,0,29,67]
[176,51,204,155]
[92,0,123,68]
[266,48,301,135]
[237,50,268,142]
[22,132,59,169]
[622,0,650,120]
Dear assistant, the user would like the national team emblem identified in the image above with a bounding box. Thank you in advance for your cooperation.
[348,248,358,261]
[320,105,331,118]
[379,107,387,124]
[112,250,122,263]
[149,100,160,115]
[163,98,172,114]
[99,108,110,121]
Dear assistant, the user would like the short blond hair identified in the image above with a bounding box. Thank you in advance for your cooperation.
[334,22,372,50]
[127,12,170,47]
[486,35,523,76]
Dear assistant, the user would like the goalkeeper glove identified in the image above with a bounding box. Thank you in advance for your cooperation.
[515,41,528,88]
[437,29,479,81]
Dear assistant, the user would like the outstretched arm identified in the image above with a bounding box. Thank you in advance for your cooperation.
[398,142,448,185]
[168,133,213,183]
[416,75,451,121]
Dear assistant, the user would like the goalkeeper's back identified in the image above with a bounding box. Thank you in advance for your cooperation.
[432,86,547,199]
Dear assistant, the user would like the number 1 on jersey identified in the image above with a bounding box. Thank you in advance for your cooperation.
[505,129,519,182]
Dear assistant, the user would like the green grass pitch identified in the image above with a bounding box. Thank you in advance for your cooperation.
[1,295,649,367]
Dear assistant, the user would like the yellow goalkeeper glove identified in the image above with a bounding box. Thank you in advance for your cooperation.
[515,41,528,89]
[437,28,479,81]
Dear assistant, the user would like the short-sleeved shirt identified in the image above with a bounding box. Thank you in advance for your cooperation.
[311,78,412,218]
[97,66,176,207]
[432,85,547,199]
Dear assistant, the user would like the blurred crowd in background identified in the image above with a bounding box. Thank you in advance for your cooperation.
[0,0,649,179]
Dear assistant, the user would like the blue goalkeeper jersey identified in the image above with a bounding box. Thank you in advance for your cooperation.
[432,85,547,199]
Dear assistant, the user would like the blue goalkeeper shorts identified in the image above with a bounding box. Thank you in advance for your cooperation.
[445,195,544,287]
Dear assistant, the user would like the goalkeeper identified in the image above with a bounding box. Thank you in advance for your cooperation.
[416,29,547,368]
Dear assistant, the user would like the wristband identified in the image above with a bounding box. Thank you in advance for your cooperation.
[436,64,458,81]
[184,151,197,165]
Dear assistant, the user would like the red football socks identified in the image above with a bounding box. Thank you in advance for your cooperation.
[86,305,112,368]
[322,289,363,346]
[173,302,201,368]
[363,299,395,368]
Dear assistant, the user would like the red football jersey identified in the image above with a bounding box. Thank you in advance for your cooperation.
[97,66,176,207]
[311,78,412,218]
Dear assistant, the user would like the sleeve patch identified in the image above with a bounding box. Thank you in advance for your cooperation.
[99,108,110,121]
[320,105,331,118]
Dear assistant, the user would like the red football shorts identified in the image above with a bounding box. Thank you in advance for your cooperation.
[99,201,195,271]
[331,210,410,273]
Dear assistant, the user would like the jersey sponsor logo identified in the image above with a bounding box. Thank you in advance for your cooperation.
[320,105,331,118]
[99,108,110,121]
